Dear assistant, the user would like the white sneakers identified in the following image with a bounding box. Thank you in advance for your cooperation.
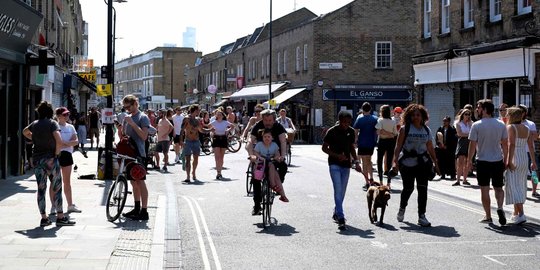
[510,214,527,225]
[67,204,82,213]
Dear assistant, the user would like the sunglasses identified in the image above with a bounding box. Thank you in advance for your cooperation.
[123,104,133,110]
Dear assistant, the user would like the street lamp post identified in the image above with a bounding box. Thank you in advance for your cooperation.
[268,0,273,103]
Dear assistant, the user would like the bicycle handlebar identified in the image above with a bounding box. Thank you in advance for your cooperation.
[114,153,138,161]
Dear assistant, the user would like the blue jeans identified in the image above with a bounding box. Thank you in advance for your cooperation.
[329,164,350,219]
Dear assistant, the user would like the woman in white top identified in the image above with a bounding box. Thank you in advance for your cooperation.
[53,107,81,214]
[454,109,473,186]
[375,105,398,187]
[209,109,232,180]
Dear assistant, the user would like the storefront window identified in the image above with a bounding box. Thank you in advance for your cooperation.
[520,85,533,109]
[487,81,500,117]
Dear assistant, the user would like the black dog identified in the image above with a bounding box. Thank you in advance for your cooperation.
[367,185,391,225]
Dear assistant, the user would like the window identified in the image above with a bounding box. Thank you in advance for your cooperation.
[441,0,450,34]
[277,52,281,75]
[489,0,501,22]
[463,0,474,28]
[424,0,432,38]
[261,57,265,77]
[375,42,392,69]
[236,64,243,77]
[303,44,308,71]
[283,50,288,74]
[295,46,301,72]
[518,0,532,15]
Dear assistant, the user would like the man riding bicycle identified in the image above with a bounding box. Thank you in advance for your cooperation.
[246,109,288,215]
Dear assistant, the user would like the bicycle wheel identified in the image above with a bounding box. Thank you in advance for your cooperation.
[227,135,242,153]
[106,175,128,222]
[245,162,253,196]
[201,137,213,155]
[261,178,272,228]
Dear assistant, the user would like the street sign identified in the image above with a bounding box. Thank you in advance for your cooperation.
[268,99,277,107]
[97,84,112,97]
[78,70,96,83]
[102,108,114,124]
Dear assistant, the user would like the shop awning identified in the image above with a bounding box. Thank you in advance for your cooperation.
[229,83,287,100]
[264,87,306,106]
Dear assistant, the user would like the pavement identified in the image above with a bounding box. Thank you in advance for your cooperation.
[1,133,540,269]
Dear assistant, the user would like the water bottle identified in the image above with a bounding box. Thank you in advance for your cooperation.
[532,171,539,185]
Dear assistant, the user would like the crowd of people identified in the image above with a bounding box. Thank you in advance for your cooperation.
[323,99,538,230]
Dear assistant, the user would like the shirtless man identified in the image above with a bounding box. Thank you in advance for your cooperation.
[242,104,265,141]
[180,104,210,183]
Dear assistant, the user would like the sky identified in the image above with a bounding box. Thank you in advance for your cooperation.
[79,0,354,66]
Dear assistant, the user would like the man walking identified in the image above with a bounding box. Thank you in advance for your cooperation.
[180,104,210,183]
[88,107,100,149]
[353,102,378,189]
[467,99,508,225]
[172,106,185,164]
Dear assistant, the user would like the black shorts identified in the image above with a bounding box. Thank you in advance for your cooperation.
[476,160,505,187]
[212,135,228,148]
[173,134,181,144]
[58,151,74,167]
[155,141,170,153]
[358,147,375,156]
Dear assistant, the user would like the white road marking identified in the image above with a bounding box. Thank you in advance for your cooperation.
[403,239,527,245]
[483,254,535,266]
[370,241,388,248]
[183,196,211,270]
[191,196,223,270]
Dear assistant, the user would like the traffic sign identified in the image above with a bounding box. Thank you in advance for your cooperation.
[269,99,277,107]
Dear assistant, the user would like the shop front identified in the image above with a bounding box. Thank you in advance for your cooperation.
[323,84,412,118]
[0,0,43,178]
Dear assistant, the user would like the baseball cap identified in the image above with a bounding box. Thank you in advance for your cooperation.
[55,107,70,115]
[394,107,403,114]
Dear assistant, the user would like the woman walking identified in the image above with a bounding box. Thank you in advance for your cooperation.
[392,104,439,227]
[22,101,75,227]
[375,105,398,188]
[504,107,537,224]
[209,109,232,179]
[51,107,82,214]
[454,109,473,186]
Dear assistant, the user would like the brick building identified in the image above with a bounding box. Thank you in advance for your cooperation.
[115,47,201,110]
[413,0,540,132]
[189,0,417,142]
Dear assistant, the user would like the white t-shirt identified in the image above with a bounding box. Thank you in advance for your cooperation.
[375,118,398,139]
[523,119,537,152]
[59,123,77,153]
[172,114,184,135]
[210,120,231,136]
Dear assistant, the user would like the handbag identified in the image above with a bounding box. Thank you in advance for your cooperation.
[116,136,138,158]
[253,158,266,181]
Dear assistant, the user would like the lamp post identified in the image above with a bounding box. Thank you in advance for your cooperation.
[268,0,273,102]
[170,58,173,106]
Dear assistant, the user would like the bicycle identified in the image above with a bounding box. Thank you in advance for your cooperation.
[245,158,254,196]
[259,157,275,228]
[201,136,213,155]
[227,133,242,153]
[105,152,143,222]
[284,142,292,166]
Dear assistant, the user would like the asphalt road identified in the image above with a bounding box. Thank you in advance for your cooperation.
[148,145,540,270]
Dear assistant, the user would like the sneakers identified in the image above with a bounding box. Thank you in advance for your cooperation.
[332,213,339,223]
[67,204,82,213]
[162,166,168,172]
[252,205,261,216]
[362,183,370,191]
[397,208,405,222]
[122,208,139,219]
[513,214,527,225]
[40,218,52,227]
[497,209,507,225]
[56,216,76,226]
[452,181,460,186]
[479,217,493,223]
[216,174,222,180]
[337,218,346,230]
[532,192,540,198]
[133,210,149,221]
[418,214,431,227]
[50,206,57,215]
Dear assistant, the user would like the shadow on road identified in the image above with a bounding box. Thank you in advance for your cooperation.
[486,222,540,237]
[255,222,299,236]
[338,225,375,238]
[15,226,61,239]
[0,174,36,202]
[400,222,460,238]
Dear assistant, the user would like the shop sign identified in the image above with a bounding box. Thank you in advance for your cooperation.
[0,0,43,54]
[319,63,343,70]
[322,85,412,101]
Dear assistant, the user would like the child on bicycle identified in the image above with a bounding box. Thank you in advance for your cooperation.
[251,129,289,202]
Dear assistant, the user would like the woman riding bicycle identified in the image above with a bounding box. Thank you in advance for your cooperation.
[250,129,289,203]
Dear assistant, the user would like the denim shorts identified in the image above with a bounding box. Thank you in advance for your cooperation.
[182,140,201,156]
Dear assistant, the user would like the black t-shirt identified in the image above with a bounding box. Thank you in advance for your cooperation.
[324,125,355,168]
[89,111,99,128]
[28,119,60,160]
[250,121,286,151]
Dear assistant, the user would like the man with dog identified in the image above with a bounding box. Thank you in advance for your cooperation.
[323,110,363,230]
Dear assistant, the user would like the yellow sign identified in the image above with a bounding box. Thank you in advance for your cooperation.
[78,70,97,83]
[97,84,112,96]
[268,99,277,107]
